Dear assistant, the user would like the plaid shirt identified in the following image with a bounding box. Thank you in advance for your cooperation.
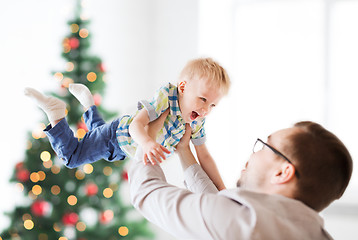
[116,82,206,158]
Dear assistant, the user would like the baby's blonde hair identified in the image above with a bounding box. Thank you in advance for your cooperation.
[179,57,231,95]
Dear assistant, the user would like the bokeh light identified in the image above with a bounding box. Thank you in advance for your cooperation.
[16,183,24,192]
[67,195,78,206]
[51,185,61,195]
[75,170,85,180]
[62,77,74,88]
[43,159,53,169]
[53,223,61,232]
[26,140,32,150]
[109,183,118,192]
[103,210,114,221]
[76,222,86,231]
[103,166,112,176]
[30,172,40,183]
[83,164,93,174]
[86,72,97,82]
[79,28,89,38]
[66,62,75,72]
[24,219,34,230]
[32,123,46,139]
[38,233,48,240]
[40,151,51,162]
[76,128,86,139]
[103,188,113,198]
[63,38,71,53]
[54,72,64,81]
[38,171,46,181]
[28,190,37,200]
[32,185,42,195]
[70,24,79,33]
[22,213,32,221]
[118,226,129,236]
[51,165,61,174]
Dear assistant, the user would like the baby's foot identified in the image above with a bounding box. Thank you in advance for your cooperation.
[69,83,95,110]
[24,88,66,122]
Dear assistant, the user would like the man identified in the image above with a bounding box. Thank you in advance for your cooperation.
[129,111,352,240]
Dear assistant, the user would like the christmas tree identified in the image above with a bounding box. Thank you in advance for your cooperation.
[1,2,154,240]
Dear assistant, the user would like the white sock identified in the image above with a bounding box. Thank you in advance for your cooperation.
[24,88,66,122]
[69,83,95,109]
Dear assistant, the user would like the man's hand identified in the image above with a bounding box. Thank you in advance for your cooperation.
[175,124,198,170]
[175,124,191,152]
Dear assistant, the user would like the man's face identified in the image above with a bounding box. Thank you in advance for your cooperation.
[237,128,296,193]
[178,77,223,123]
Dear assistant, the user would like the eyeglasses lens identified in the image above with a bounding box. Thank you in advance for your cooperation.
[253,140,264,153]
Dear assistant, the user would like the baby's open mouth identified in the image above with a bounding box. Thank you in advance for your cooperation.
[190,111,199,121]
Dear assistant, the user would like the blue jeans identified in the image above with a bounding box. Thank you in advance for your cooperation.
[44,106,126,168]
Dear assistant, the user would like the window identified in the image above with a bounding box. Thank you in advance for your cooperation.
[199,0,357,198]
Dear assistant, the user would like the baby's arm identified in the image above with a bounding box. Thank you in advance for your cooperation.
[129,109,170,165]
[194,144,226,190]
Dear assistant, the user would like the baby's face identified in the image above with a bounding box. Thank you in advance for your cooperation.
[178,77,223,123]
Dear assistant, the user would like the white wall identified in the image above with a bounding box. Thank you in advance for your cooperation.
[198,0,358,239]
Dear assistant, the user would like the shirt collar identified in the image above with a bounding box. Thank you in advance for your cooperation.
[168,84,181,117]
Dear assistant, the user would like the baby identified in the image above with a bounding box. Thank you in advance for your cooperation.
[25,57,230,190]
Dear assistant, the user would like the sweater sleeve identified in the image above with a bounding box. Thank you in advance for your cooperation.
[128,148,233,240]
[183,164,218,194]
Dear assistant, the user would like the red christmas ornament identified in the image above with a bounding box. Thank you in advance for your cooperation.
[93,93,102,106]
[85,183,98,196]
[69,37,80,49]
[62,212,79,226]
[77,121,88,132]
[15,162,24,170]
[97,63,105,72]
[31,200,51,217]
[16,168,30,182]
[122,171,128,181]
[99,210,113,224]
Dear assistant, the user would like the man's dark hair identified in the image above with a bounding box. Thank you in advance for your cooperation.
[288,121,352,212]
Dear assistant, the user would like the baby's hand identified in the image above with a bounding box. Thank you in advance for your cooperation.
[142,140,171,165]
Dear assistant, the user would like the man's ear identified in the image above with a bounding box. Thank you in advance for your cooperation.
[178,81,187,94]
[270,163,296,184]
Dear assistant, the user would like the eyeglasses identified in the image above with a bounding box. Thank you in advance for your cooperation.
[253,138,300,178]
